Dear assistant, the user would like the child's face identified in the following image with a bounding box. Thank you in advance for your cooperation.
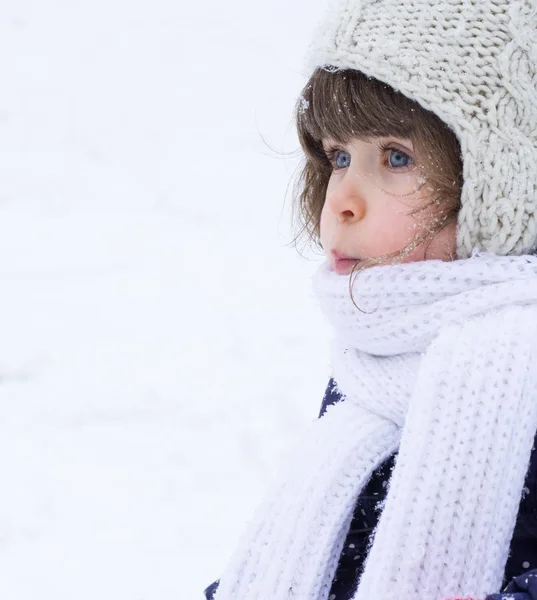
[320,136,457,274]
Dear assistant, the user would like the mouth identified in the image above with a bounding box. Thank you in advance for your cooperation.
[331,250,361,275]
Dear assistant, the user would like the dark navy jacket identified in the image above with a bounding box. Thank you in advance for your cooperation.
[204,379,537,600]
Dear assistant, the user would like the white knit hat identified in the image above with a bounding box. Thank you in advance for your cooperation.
[304,0,537,259]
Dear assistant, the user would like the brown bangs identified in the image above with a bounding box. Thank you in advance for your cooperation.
[297,67,421,163]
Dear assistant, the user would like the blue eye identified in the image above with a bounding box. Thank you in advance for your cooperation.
[335,150,351,169]
[387,149,413,169]
[324,143,414,172]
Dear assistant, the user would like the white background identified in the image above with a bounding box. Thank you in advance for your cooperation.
[0,1,332,598]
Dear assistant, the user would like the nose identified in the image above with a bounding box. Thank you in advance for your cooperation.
[325,174,366,223]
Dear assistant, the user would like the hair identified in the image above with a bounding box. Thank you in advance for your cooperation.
[291,67,464,305]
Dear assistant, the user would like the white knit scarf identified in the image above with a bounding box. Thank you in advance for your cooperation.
[213,252,537,600]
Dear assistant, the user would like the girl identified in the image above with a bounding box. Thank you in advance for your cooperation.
[205,0,537,598]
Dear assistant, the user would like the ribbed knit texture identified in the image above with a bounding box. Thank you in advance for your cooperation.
[213,252,537,600]
[303,0,537,259]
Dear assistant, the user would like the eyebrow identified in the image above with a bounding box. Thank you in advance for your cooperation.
[321,137,414,148]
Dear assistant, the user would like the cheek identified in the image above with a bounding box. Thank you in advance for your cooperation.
[319,205,334,253]
[434,221,458,257]
[319,202,332,248]
[369,205,410,239]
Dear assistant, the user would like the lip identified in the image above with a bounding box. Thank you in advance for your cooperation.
[331,250,361,275]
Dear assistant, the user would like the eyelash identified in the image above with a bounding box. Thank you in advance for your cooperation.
[323,143,413,171]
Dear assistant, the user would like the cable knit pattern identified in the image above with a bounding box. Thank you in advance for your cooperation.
[303,0,537,259]
[213,253,537,600]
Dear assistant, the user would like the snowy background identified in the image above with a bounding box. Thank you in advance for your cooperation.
[0,1,332,598]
